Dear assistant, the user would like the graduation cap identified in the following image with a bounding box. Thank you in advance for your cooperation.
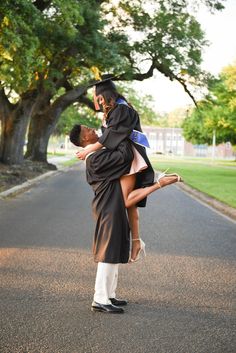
[88,74,117,95]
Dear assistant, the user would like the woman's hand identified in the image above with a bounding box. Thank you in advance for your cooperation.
[76,149,90,160]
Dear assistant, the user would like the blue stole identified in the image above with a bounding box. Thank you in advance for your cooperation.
[116,98,150,148]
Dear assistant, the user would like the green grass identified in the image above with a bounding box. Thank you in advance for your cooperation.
[61,158,79,167]
[47,152,66,156]
[150,156,236,208]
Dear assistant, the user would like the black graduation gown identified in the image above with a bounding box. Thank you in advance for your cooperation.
[99,103,155,207]
[86,140,134,263]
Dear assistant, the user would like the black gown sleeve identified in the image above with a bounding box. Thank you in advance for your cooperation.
[90,141,133,175]
[98,104,138,150]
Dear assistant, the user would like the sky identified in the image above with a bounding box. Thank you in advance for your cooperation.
[133,0,236,113]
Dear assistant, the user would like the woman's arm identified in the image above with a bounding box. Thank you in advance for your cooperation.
[76,141,103,160]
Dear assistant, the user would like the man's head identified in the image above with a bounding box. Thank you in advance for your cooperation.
[69,125,98,147]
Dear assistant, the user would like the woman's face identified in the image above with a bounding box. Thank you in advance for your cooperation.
[93,89,105,111]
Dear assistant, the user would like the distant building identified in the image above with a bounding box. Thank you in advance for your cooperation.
[142,126,234,158]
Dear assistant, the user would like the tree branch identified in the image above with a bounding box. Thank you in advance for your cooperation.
[113,59,198,107]
[77,95,96,111]
[0,86,15,116]
[172,75,198,107]
[50,85,87,115]
[32,0,53,11]
[154,62,198,107]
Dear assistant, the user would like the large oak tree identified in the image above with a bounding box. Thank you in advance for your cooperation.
[0,0,226,164]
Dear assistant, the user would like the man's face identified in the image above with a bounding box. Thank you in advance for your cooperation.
[80,125,98,144]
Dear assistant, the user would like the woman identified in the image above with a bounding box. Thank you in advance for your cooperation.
[77,76,181,261]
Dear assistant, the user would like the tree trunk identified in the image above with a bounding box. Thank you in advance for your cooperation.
[25,85,87,162]
[0,98,35,165]
[25,111,56,163]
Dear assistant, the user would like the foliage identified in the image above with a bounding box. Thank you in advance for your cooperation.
[119,84,162,126]
[55,84,163,135]
[0,0,226,100]
[0,0,227,164]
[54,104,100,135]
[182,61,236,145]
[161,107,189,128]
[0,0,121,96]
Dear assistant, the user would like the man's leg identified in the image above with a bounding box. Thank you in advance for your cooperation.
[108,264,128,306]
[93,262,119,305]
[109,263,119,299]
[92,262,124,313]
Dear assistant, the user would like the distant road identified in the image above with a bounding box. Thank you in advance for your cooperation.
[0,163,235,353]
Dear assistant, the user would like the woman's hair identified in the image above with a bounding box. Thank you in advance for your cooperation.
[69,124,81,146]
[100,89,131,118]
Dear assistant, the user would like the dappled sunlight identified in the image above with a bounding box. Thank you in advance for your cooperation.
[119,251,236,316]
[0,247,95,298]
[1,247,235,317]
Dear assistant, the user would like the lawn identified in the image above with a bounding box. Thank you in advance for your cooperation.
[61,158,80,167]
[150,156,236,208]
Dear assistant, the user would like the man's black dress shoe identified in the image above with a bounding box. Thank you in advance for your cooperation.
[109,298,128,306]
[91,301,124,314]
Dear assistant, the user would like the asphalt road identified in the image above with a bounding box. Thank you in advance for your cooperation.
[0,163,236,353]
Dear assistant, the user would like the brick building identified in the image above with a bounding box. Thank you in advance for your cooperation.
[142,126,234,158]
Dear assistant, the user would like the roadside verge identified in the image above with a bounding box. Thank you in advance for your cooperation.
[176,182,236,222]
[0,157,81,199]
[1,161,235,222]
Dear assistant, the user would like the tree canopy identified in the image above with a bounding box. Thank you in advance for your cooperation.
[55,83,162,135]
[0,0,227,164]
[182,61,236,145]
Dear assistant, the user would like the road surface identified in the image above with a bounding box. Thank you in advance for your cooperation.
[0,163,235,353]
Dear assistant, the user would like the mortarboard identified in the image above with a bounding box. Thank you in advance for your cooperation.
[88,74,117,95]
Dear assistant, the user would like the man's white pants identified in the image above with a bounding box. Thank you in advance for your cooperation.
[93,262,119,305]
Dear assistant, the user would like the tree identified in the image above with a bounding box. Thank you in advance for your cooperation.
[0,0,226,164]
[164,107,189,127]
[182,61,236,145]
[0,0,116,164]
[54,103,100,136]
[118,84,162,126]
[55,84,162,135]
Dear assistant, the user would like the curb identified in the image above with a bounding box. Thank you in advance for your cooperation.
[0,161,81,199]
[1,164,235,223]
[176,182,236,222]
[0,170,59,199]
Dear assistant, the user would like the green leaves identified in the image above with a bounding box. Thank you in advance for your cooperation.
[182,61,236,145]
[0,0,227,111]
[55,103,100,135]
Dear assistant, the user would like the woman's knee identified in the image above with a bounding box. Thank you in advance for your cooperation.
[120,174,136,202]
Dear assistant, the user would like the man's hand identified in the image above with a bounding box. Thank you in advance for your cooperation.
[76,149,90,160]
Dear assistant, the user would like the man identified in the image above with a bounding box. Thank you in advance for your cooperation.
[70,124,181,314]
[70,124,134,314]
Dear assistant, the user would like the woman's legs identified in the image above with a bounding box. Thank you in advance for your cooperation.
[120,174,178,209]
[120,174,178,261]
[119,174,141,260]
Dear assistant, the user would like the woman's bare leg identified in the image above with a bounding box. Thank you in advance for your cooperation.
[120,175,178,209]
[120,174,141,261]
[127,206,141,260]
[120,174,179,261]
